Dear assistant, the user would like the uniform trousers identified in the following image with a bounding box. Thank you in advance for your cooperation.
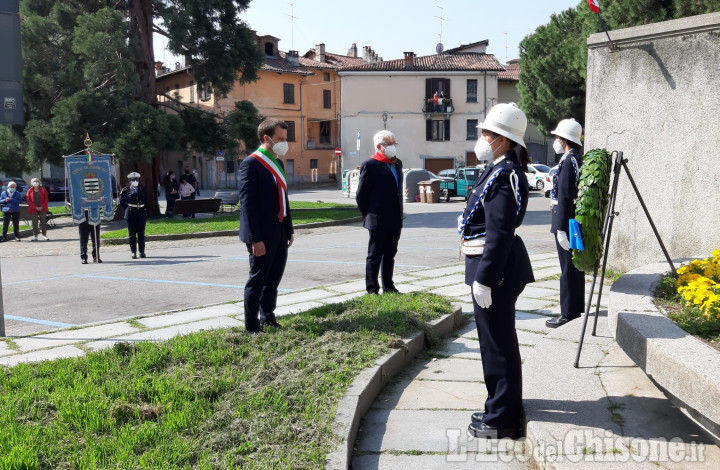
[556,238,585,319]
[365,227,401,293]
[473,282,524,429]
[78,221,101,260]
[244,231,289,332]
[126,209,147,254]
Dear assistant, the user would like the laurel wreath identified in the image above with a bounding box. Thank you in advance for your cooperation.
[572,148,612,272]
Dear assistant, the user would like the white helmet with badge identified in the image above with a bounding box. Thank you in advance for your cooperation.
[551,118,583,146]
[477,102,528,148]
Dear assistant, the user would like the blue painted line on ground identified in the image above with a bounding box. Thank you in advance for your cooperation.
[5,315,76,328]
[286,259,429,268]
[75,274,293,292]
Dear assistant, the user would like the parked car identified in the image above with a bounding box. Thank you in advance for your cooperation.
[439,166,484,201]
[437,169,456,179]
[0,177,29,201]
[43,178,68,201]
[527,163,552,191]
[544,165,559,197]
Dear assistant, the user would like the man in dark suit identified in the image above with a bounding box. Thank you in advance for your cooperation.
[356,130,404,294]
[238,119,294,333]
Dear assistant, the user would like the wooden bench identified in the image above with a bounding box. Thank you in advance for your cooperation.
[173,198,222,217]
[18,204,57,228]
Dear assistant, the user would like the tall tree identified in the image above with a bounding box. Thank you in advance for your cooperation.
[518,0,720,135]
[1,0,264,216]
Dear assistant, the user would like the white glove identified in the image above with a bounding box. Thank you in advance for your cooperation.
[457,214,464,232]
[472,281,492,308]
[557,230,570,251]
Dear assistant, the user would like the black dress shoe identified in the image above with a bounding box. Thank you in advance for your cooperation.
[93,257,102,263]
[245,327,265,335]
[140,253,146,258]
[261,319,282,328]
[546,316,578,328]
[383,287,401,294]
[471,411,485,423]
[366,290,379,295]
[468,422,524,440]
[132,253,137,259]
[81,258,88,264]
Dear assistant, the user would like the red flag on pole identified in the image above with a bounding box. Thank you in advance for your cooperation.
[587,0,600,14]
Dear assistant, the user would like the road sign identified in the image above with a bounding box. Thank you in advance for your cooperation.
[335,148,342,157]
[215,156,225,161]
[356,131,361,151]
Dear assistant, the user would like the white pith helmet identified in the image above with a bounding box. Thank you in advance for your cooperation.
[477,102,527,148]
[551,118,583,146]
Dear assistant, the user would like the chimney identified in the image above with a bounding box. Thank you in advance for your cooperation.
[403,52,414,68]
[348,43,358,58]
[362,46,371,62]
[316,43,326,63]
[287,50,299,65]
[154,61,164,75]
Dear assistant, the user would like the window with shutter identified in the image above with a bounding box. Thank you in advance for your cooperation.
[285,121,296,141]
[283,83,295,104]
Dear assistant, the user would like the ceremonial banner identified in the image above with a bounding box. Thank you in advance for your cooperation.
[66,155,115,225]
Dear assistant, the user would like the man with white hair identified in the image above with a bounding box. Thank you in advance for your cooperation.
[356,130,404,294]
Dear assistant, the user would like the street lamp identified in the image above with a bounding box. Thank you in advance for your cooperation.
[382,111,388,130]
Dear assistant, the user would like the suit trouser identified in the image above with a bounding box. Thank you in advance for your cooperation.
[365,227,401,292]
[79,221,100,260]
[556,238,585,319]
[2,212,20,237]
[166,193,178,217]
[126,209,147,254]
[31,212,48,236]
[473,282,524,429]
[244,234,288,331]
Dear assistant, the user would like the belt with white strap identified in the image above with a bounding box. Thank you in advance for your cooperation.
[127,204,145,208]
[551,199,577,206]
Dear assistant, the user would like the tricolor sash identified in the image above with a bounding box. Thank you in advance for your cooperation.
[250,147,288,222]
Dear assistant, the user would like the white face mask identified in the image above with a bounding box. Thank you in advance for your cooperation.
[33,182,40,188]
[8,188,15,194]
[269,138,289,156]
[383,144,397,158]
[131,181,139,188]
[474,136,500,162]
[553,140,565,154]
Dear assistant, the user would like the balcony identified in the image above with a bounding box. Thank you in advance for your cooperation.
[423,98,454,118]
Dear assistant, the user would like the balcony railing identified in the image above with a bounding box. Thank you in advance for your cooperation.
[423,97,454,115]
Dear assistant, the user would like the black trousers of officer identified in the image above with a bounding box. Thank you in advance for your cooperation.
[365,228,401,293]
[556,238,585,319]
[78,221,101,260]
[244,229,289,332]
[127,208,147,255]
[473,282,524,429]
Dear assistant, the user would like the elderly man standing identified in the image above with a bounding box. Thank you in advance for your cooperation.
[356,130,404,294]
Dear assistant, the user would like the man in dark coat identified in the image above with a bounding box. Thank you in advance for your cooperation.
[355,130,404,294]
[119,171,147,259]
[238,118,294,333]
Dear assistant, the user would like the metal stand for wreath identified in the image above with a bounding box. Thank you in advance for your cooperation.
[574,151,677,368]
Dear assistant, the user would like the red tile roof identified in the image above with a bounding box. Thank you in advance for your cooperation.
[339,53,505,72]
[262,53,314,75]
[301,50,367,69]
[499,60,520,81]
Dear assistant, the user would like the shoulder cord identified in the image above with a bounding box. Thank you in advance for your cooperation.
[550,156,579,200]
[458,167,522,240]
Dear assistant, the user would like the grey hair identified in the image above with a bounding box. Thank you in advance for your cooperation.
[373,130,395,148]
[7,181,16,187]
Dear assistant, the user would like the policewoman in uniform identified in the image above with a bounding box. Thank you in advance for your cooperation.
[546,119,584,328]
[119,172,147,259]
[459,103,534,439]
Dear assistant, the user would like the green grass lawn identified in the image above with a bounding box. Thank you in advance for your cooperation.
[48,206,71,215]
[289,201,355,209]
[0,293,452,469]
[101,209,360,239]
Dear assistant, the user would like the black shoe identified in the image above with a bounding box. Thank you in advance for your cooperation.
[81,258,88,264]
[132,253,137,259]
[383,286,401,294]
[245,327,265,335]
[546,316,578,328]
[471,411,485,423]
[14,237,20,242]
[0,236,5,242]
[468,422,524,440]
[140,253,146,258]
[366,290,379,295]
[261,319,282,329]
[93,257,103,263]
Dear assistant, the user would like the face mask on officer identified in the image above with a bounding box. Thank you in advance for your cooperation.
[553,139,565,154]
[474,136,501,162]
[131,180,139,188]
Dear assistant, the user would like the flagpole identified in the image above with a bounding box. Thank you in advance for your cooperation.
[596,13,617,51]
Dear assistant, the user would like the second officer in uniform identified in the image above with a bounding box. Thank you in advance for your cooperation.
[119,172,147,259]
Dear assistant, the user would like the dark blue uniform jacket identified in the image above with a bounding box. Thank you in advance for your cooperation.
[462,151,534,290]
[550,148,583,234]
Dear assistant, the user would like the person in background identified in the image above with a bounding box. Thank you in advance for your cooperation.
[163,171,179,218]
[26,178,50,241]
[192,168,200,196]
[119,172,147,259]
[78,210,101,263]
[546,118,585,328]
[1,181,23,242]
[356,130,404,295]
[179,176,195,218]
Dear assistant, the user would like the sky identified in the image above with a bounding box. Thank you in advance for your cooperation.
[154,0,583,66]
